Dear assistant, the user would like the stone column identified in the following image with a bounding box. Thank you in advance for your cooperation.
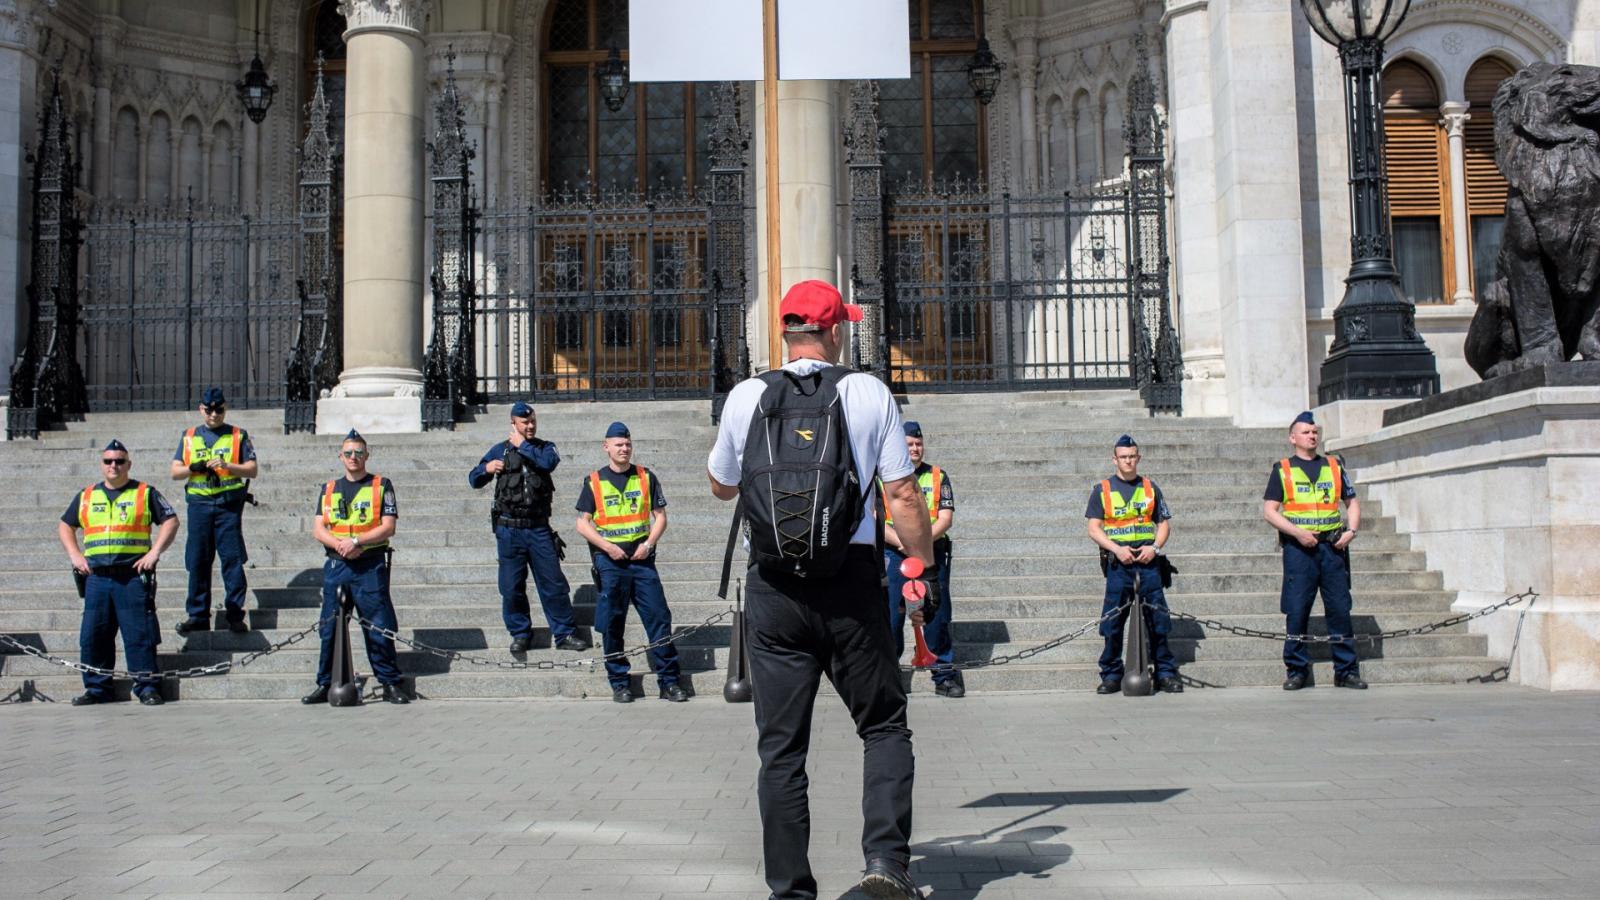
[0,0,41,399]
[1440,102,1473,305]
[754,80,839,370]
[1205,0,1308,426]
[1161,0,1227,417]
[90,17,122,201]
[319,0,432,434]
[1009,18,1040,190]
[136,115,148,202]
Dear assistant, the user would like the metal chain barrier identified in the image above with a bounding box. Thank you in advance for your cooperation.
[0,617,331,681]
[352,605,736,671]
[1167,589,1538,644]
[906,600,1132,673]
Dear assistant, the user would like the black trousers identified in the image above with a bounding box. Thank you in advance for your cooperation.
[746,545,914,900]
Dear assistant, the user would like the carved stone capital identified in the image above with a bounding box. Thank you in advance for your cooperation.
[1440,101,1471,138]
[0,0,52,51]
[338,0,432,39]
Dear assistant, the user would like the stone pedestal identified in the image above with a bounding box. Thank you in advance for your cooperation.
[320,0,430,434]
[1328,363,1600,690]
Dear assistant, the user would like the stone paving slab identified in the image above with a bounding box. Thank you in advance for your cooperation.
[1,685,1597,899]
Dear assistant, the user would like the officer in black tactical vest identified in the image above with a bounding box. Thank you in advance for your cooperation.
[469,402,589,653]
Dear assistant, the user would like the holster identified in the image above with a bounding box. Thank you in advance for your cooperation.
[554,532,567,561]
[1158,555,1178,588]
[73,569,87,599]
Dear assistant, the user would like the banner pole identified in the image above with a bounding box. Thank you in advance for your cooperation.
[763,0,782,368]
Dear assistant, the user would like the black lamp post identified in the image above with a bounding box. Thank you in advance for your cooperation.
[235,0,276,124]
[967,37,1004,106]
[1301,0,1438,403]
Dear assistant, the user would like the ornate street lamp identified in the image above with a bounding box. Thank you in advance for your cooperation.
[235,0,277,124]
[596,46,629,113]
[1300,0,1437,402]
[967,37,1005,106]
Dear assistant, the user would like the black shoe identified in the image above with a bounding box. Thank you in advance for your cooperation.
[1283,673,1308,691]
[509,635,532,653]
[174,617,210,636]
[1157,676,1184,694]
[612,687,634,704]
[138,692,165,706]
[934,680,965,698]
[1095,679,1121,695]
[301,685,330,705]
[1335,674,1368,690]
[659,684,689,702]
[554,634,590,652]
[859,858,923,899]
[70,692,111,706]
[227,619,249,634]
[381,683,410,705]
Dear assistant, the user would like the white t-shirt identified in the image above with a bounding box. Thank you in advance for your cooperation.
[708,358,914,545]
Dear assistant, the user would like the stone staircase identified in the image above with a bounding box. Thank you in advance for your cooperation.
[0,390,1505,701]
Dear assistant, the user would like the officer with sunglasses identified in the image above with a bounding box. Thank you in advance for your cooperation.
[169,387,258,636]
[301,431,409,705]
[59,441,179,705]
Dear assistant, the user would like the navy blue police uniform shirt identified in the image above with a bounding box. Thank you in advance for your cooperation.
[313,474,399,559]
[1263,455,1357,544]
[468,438,560,488]
[1084,476,1173,549]
[575,465,667,555]
[172,424,258,507]
[61,482,178,568]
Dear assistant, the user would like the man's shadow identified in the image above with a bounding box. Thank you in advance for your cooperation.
[834,789,1185,899]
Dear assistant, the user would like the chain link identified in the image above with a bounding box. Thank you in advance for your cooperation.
[1167,590,1538,644]
[0,617,330,681]
[905,601,1132,672]
[351,606,736,671]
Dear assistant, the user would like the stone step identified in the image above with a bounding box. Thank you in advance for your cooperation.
[0,606,1472,637]
[0,587,1457,618]
[0,561,1445,593]
[0,656,1510,702]
[0,630,1489,678]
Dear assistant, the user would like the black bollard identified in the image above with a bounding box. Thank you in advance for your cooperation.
[723,583,752,703]
[328,587,363,707]
[1121,573,1153,696]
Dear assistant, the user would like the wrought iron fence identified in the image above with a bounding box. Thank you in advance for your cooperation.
[77,204,303,412]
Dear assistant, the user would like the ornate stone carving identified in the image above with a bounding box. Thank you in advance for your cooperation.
[337,0,432,36]
[1440,106,1470,138]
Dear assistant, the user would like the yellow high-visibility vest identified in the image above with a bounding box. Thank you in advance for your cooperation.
[181,426,244,498]
[589,467,653,544]
[79,482,153,559]
[1099,477,1157,546]
[1278,457,1345,533]
[322,476,388,551]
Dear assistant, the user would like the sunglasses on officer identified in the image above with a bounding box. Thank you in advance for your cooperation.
[202,404,226,414]
[340,448,368,459]
[101,456,129,466]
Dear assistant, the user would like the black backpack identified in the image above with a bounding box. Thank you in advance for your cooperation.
[729,366,864,580]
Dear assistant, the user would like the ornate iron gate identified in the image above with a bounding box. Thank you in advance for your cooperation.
[461,82,750,408]
[845,37,1181,412]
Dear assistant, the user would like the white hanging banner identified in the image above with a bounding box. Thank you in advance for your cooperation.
[777,0,910,81]
[628,0,764,83]
[629,0,910,82]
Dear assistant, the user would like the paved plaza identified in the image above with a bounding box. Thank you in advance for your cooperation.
[2,685,1598,899]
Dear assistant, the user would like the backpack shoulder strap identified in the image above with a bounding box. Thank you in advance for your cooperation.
[718,495,744,600]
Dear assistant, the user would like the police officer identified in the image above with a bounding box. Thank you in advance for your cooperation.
[169,387,257,635]
[301,431,409,705]
[1263,411,1365,691]
[574,422,687,704]
[1086,434,1181,694]
[882,421,962,698]
[58,440,179,706]
[468,402,589,653]
[708,280,936,900]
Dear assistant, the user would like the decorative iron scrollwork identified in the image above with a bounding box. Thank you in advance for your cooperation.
[285,56,343,434]
[423,48,479,431]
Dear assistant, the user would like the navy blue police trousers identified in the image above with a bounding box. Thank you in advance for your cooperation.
[1099,557,1178,681]
[80,567,162,699]
[184,499,249,625]
[1280,541,1359,679]
[495,524,577,642]
[316,553,403,687]
[884,543,957,685]
[592,553,680,690]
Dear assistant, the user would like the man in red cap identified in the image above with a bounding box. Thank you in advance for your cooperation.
[708,279,936,900]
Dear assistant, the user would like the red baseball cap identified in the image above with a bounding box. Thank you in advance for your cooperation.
[779,280,863,331]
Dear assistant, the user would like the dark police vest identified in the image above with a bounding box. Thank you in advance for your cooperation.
[492,443,554,529]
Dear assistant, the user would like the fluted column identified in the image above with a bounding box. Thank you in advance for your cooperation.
[1009,18,1039,190]
[1440,101,1474,304]
[320,0,432,434]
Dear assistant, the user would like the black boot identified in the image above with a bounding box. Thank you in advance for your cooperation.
[301,684,330,705]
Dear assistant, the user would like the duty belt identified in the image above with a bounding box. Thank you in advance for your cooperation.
[88,564,141,578]
[494,515,549,530]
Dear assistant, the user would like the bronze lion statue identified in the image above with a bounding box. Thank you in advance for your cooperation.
[1465,62,1600,379]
